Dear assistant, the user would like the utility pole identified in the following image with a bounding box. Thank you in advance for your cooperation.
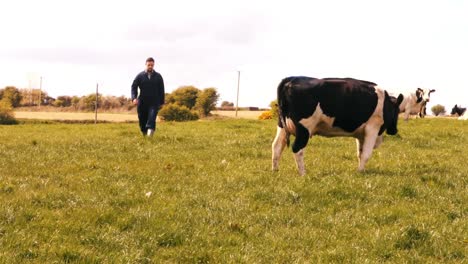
[235,70,240,117]
[28,78,32,105]
[95,83,99,124]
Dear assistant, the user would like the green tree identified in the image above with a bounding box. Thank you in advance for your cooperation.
[57,96,73,107]
[117,96,128,106]
[0,86,22,107]
[195,88,220,117]
[0,100,17,124]
[78,94,102,111]
[101,96,121,110]
[171,86,200,109]
[53,99,65,107]
[431,104,446,116]
[221,101,234,107]
[71,96,80,110]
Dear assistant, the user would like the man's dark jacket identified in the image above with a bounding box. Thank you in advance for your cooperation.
[131,71,165,106]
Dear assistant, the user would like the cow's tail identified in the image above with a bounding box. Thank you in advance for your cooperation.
[277,77,294,147]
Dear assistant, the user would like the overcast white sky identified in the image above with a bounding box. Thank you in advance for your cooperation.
[0,0,467,108]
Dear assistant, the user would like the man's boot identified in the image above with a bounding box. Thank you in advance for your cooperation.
[147,129,154,137]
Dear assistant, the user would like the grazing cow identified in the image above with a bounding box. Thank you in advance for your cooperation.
[399,88,435,120]
[272,77,403,176]
[451,104,467,120]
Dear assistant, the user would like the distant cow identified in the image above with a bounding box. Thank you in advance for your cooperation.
[272,77,403,175]
[399,88,435,120]
[451,104,467,120]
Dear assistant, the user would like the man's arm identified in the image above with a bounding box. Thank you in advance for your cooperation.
[158,75,165,107]
[131,74,140,101]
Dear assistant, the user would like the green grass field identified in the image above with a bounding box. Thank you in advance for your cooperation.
[0,118,466,263]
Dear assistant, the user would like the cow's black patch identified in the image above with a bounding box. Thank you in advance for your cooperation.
[292,123,310,153]
[278,77,378,133]
[382,92,404,135]
[415,88,424,103]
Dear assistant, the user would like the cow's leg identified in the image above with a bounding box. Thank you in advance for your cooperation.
[420,104,427,118]
[292,124,310,176]
[272,126,287,171]
[404,105,411,121]
[294,149,306,176]
[356,137,364,162]
[374,135,383,149]
[358,127,379,172]
[404,111,410,121]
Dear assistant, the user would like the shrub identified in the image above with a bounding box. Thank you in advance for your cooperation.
[258,111,273,120]
[431,104,446,116]
[0,100,17,124]
[269,100,279,118]
[159,104,199,121]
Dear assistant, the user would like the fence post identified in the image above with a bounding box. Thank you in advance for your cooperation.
[235,70,240,117]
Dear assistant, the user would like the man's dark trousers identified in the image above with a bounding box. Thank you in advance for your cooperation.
[137,96,159,135]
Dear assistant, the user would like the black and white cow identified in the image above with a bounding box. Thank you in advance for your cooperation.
[399,88,435,120]
[272,77,403,175]
[451,104,467,120]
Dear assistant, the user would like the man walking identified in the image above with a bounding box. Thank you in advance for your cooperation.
[131,57,165,137]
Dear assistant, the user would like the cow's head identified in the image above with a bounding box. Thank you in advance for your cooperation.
[415,88,435,103]
[451,104,467,116]
[451,104,458,115]
[383,91,404,135]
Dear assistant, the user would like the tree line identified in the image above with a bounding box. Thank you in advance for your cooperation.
[0,85,220,122]
[0,86,134,111]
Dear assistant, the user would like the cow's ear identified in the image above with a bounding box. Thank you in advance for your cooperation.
[430,89,436,93]
[397,94,404,106]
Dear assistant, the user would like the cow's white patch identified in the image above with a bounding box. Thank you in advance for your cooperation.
[285,118,296,134]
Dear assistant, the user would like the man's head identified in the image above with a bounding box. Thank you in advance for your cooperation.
[145,57,155,72]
